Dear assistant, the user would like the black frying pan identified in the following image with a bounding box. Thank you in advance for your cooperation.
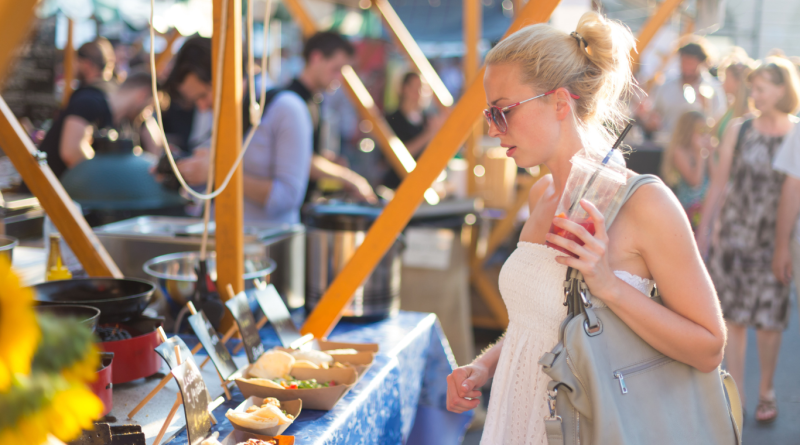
[34,304,101,332]
[34,278,155,324]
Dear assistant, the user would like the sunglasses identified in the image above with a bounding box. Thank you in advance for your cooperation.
[484,90,580,134]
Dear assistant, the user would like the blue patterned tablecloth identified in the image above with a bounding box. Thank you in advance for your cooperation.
[164,310,471,445]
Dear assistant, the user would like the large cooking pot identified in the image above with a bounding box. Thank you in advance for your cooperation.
[303,202,402,320]
[33,278,155,323]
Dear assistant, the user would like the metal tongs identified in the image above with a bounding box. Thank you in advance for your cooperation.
[567,122,634,214]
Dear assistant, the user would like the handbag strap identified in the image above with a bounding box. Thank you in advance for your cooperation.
[605,174,662,228]
[722,371,744,443]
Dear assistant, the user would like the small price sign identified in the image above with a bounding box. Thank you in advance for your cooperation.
[225,292,265,364]
[253,284,303,348]
[172,359,213,445]
[187,311,238,380]
[155,336,195,370]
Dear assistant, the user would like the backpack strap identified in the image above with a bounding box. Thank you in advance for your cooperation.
[733,119,753,156]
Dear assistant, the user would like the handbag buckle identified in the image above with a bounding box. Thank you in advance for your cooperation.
[579,288,593,308]
[546,389,559,419]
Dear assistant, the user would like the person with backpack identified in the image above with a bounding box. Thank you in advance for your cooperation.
[698,57,800,424]
[446,12,731,444]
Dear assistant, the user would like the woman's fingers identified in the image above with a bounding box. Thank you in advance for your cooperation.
[446,374,481,413]
[545,232,593,259]
[579,199,608,241]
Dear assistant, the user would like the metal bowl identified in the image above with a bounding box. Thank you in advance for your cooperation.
[0,235,18,263]
[143,251,277,308]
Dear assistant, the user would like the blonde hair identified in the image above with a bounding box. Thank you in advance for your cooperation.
[485,11,637,152]
[748,56,800,114]
[661,110,707,187]
[714,48,754,135]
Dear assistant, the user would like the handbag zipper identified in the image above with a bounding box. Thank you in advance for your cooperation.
[613,356,674,395]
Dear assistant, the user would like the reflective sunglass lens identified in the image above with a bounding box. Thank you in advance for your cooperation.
[491,108,507,133]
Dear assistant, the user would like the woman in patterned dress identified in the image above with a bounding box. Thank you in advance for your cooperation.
[698,57,800,424]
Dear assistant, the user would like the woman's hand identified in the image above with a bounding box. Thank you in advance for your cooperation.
[446,363,488,413]
[772,244,793,285]
[545,199,621,303]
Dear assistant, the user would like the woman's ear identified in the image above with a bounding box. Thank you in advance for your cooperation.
[554,88,573,121]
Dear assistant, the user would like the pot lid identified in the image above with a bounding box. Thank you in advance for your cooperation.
[303,202,383,231]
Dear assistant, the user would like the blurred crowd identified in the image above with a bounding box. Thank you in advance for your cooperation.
[635,37,800,424]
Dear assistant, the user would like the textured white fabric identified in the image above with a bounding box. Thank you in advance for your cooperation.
[480,242,654,445]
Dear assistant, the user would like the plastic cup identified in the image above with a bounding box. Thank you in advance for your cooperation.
[546,152,626,258]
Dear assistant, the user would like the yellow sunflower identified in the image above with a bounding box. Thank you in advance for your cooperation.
[0,256,40,391]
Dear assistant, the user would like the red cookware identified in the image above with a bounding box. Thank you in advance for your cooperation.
[99,317,163,384]
[89,352,114,417]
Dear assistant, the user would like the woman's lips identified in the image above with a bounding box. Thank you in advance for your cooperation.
[505,146,517,156]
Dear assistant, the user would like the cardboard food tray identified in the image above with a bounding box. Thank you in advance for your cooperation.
[318,340,378,377]
[226,397,302,436]
[236,367,358,411]
[219,430,294,445]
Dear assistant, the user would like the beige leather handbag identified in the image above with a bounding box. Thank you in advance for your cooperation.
[538,175,743,445]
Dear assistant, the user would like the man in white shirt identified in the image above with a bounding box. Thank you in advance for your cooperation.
[772,124,800,326]
[641,41,728,144]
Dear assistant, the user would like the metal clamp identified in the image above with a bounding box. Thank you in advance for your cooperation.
[546,389,560,420]
[33,150,47,164]
[579,288,593,308]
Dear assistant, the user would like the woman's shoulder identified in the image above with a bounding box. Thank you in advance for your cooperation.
[618,176,688,238]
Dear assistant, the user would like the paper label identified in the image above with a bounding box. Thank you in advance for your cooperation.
[253,284,303,349]
[187,311,238,380]
[402,228,454,270]
[171,360,213,445]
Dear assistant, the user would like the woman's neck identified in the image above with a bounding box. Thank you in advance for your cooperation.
[756,110,792,136]
[399,99,418,116]
[544,126,584,196]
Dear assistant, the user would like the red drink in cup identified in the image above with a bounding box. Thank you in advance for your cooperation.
[546,149,627,258]
[546,213,597,258]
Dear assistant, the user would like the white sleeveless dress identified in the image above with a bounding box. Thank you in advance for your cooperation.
[480,242,655,445]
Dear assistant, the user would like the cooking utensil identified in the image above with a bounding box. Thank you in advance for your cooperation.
[88,352,114,416]
[99,316,163,384]
[143,250,276,312]
[33,278,155,324]
[34,303,101,332]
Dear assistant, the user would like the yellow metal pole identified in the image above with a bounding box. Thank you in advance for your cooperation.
[632,0,684,68]
[372,0,453,108]
[0,96,122,277]
[0,0,39,88]
[463,0,482,196]
[212,0,244,331]
[302,0,562,339]
[61,19,75,108]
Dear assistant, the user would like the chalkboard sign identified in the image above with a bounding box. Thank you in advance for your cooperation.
[187,311,238,380]
[1,17,58,126]
[253,284,303,348]
[155,336,197,369]
[171,359,213,445]
[225,292,265,364]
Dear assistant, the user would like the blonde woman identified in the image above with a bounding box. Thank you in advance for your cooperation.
[714,49,755,139]
[698,57,800,424]
[661,110,714,230]
[445,12,726,444]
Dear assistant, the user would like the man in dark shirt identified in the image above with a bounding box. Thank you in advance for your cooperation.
[39,71,156,178]
[287,32,376,203]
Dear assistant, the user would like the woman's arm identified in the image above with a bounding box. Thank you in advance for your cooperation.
[547,185,726,372]
[672,147,705,188]
[773,176,800,284]
[696,119,741,253]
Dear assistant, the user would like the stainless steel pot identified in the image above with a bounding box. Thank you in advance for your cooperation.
[304,203,402,320]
